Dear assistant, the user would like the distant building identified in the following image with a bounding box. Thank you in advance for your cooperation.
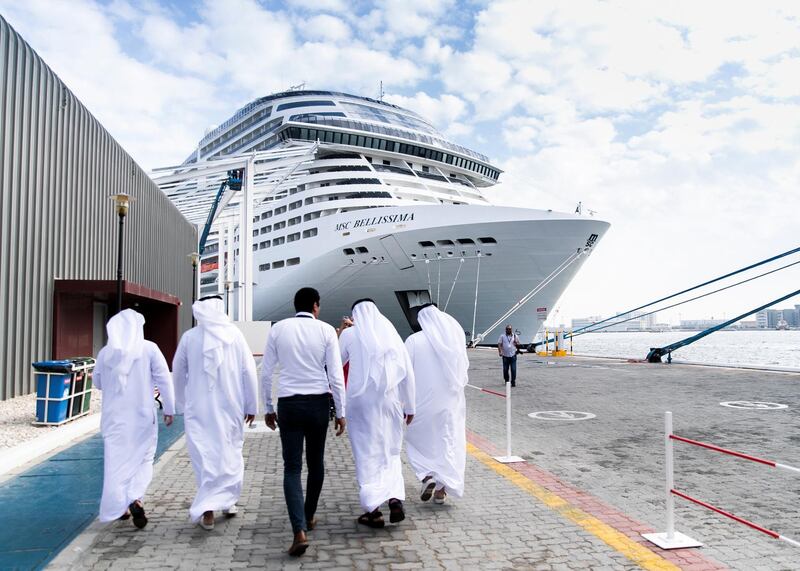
[756,311,768,329]
[680,319,726,330]
[571,316,601,331]
[572,312,657,332]
[738,320,759,330]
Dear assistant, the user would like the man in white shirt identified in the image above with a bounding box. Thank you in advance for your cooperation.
[339,299,415,528]
[497,324,521,387]
[261,287,346,557]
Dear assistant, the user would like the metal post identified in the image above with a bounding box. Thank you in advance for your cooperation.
[238,157,255,322]
[226,218,235,319]
[494,377,523,463]
[115,212,124,315]
[665,411,675,540]
[217,224,226,297]
[642,412,702,549]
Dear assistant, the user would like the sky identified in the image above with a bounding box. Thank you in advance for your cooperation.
[2,0,800,325]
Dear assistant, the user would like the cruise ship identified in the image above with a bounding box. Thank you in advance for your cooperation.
[159,90,610,342]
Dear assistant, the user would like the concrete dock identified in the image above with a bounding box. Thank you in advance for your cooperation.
[20,351,800,569]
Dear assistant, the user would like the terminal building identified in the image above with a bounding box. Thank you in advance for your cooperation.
[0,16,196,400]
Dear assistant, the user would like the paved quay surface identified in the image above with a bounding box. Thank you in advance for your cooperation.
[50,351,798,570]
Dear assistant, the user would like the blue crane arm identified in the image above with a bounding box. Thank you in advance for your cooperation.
[646,286,800,362]
[198,179,228,255]
[197,169,243,255]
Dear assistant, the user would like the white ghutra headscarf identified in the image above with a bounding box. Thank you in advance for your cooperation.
[417,304,469,390]
[350,300,408,398]
[192,297,237,388]
[105,309,146,393]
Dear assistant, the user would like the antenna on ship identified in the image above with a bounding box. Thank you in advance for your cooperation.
[288,81,306,91]
[379,80,384,102]
[575,201,582,214]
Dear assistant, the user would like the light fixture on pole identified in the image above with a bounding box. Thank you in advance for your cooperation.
[188,252,200,326]
[109,193,134,316]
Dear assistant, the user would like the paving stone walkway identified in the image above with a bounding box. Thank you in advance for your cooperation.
[48,351,800,570]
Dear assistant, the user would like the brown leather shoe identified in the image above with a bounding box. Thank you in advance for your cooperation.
[288,531,309,556]
[307,517,318,531]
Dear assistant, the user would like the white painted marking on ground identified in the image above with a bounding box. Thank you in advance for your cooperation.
[719,401,788,410]
[528,411,597,421]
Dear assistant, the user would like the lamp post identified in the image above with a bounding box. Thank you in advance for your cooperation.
[109,193,133,316]
[188,252,200,326]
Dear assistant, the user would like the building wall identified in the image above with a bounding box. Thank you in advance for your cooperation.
[0,16,196,400]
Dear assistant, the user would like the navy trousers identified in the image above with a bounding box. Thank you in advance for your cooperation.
[277,393,330,534]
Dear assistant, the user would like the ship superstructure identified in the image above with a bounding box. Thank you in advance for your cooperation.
[157,90,609,341]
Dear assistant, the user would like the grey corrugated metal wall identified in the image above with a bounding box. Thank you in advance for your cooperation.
[0,16,196,400]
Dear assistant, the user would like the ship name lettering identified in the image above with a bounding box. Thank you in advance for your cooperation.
[347,213,415,229]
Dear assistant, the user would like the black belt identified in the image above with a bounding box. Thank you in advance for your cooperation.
[278,393,330,402]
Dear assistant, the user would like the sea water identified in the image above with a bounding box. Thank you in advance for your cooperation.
[572,330,800,370]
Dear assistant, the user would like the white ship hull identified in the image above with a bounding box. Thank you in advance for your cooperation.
[245,204,608,341]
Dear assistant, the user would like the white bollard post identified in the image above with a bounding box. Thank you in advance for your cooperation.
[665,411,675,541]
[494,381,523,463]
[642,412,702,549]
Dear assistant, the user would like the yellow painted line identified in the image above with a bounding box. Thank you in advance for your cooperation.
[466,443,680,571]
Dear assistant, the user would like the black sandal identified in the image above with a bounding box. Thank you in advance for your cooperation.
[388,499,405,523]
[129,501,148,530]
[357,510,385,528]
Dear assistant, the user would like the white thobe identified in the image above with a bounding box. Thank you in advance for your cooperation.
[339,327,415,512]
[95,341,175,522]
[404,331,467,497]
[172,327,258,522]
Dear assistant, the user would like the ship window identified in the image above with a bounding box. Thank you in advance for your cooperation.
[288,216,301,226]
[262,211,272,219]
[436,240,454,246]
[419,241,435,248]
[273,236,285,246]
[304,198,314,205]
[478,237,497,244]
[252,229,258,237]
[287,232,300,242]
[383,160,390,165]
[272,260,285,268]
[356,247,369,254]
[259,263,270,271]
[343,248,355,255]
[287,257,300,266]
[273,221,286,230]
[457,238,475,245]
[302,228,318,238]
[304,211,322,221]
[275,206,287,215]
[260,226,270,234]
[276,100,336,111]
[252,244,258,251]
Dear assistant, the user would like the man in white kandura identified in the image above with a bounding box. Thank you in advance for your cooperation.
[95,309,175,529]
[261,287,347,557]
[172,296,258,530]
[339,299,415,528]
[405,304,469,505]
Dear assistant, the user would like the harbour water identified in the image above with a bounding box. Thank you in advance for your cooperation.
[573,330,800,369]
